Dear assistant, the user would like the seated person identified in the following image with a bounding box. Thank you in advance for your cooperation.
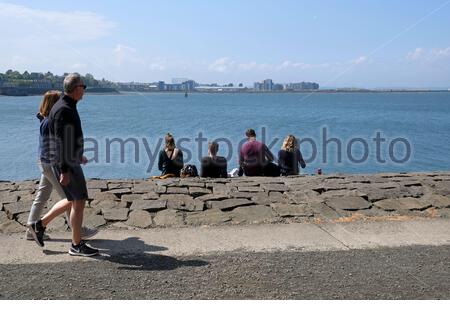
[239,128,276,176]
[158,133,184,177]
[278,134,306,176]
[201,141,228,178]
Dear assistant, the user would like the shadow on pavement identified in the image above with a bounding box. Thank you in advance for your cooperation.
[89,237,210,271]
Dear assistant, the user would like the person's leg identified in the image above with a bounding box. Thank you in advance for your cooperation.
[27,163,53,225]
[46,165,72,225]
[70,199,85,245]
[40,199,71,227]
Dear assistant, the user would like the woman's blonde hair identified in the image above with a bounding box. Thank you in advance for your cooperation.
[165,133,176,150]
[282,134,298,152]
[39,90,61,117]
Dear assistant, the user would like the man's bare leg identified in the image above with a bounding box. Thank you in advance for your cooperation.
[70,199,85,245]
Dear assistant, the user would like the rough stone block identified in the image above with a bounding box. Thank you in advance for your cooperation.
[121,194,144,203]
[374,197,432,211]
[425,194,450,208]
[185,209,231,226]
[106,188,132,195]
[84,214,107,228]
[87,180,108,190]
[0,193,19,204]
[189,187,211,197]
[153,209,184,227]
[141,192,160,200]
[231,205,277,223]
[237,186,264,193]
[207,198,254,211]
[166,187,189,195]
[102,208,129,221]
[4,201,33,219]
[130,199,167,212]
[196,194,229,202]
[270,203,313,217]
[0,220,25,233]
[91,192,119,201]
[261,184,290,192]
[90,199,126,210]
[325,196,372,211]
[126,210,153,228]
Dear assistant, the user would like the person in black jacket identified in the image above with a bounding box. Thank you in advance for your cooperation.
[201,141,228,178]
[28,73,99,257]
[278,134,306,176]
[158,133,184,177]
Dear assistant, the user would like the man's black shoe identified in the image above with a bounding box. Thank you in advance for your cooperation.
[69,241,99,257]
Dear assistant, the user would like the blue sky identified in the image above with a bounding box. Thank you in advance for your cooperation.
[1,0,450,87]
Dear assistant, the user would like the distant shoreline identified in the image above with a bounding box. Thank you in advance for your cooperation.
[0,89,449,97]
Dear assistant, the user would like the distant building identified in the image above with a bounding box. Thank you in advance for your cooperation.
[263,79,273,91]
[286,82,319,90]
[172,78,189,84]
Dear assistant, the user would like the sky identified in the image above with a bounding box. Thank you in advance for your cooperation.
[1,0,450,88]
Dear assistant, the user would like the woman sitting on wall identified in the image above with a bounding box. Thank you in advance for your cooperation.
[157,133,184,178]
[278,134,306,176]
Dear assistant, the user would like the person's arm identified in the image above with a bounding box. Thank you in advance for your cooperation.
[297,149,306,168]
[158,150,164,171]
[200,157,207,178]
[264,144,274,162]
[278,150,286,169]
[221,158,228,178]
[54,108,73,174]
[175,149,184,169]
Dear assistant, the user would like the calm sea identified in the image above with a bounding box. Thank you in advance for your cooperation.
[1,92,450,181]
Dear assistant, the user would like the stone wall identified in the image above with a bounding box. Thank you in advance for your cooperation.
[1,172,450,233]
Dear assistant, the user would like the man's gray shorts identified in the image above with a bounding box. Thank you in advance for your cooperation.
[52,165,88,201]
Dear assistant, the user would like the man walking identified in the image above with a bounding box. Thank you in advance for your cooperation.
[28,73,99,257]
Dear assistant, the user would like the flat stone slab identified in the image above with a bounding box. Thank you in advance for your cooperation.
[102,208,129,221]
[84,214,107,228]
[90,200,127,210]
[90,192,119,201]
[153,209,184,227]
[270,203,313,217]
[207,198,254,211]
[325,196,372,211]
[185,209,231,226]
[261,184,290,192]
[188,187,211,197]
[231,205,277,223]
[237,186,264,193]
[166,187,189,195]
[130,199,167,211]
[425,194,450,208]
[126,210,153,228]
[86,179,108,190]
[374,197,432,211]
[4,201,33,219]
[0,220,25,233]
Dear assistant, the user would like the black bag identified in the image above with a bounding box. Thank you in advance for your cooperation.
[180,164,199,178]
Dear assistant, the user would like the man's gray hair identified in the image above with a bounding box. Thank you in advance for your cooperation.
[63,73,82,94]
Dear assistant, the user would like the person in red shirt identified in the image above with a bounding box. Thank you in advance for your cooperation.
[239,128,278,176]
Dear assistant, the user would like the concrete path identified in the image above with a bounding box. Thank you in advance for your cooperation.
[1,219,449,264]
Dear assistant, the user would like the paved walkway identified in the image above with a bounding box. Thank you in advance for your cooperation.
[1,219,449,264]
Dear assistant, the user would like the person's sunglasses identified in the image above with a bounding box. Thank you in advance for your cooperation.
[77,85,87,89]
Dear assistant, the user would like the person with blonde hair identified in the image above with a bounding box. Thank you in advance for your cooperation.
[26,90,98,242]
[278,134,306,176]
[157,133,184,177]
